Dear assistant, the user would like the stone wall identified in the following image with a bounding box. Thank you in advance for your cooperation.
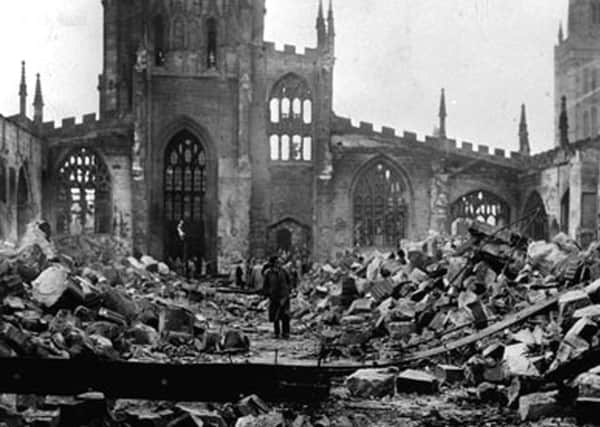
[0,116,43,244]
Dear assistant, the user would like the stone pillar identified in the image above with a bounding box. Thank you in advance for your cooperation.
[429,164,450,234]
[569,151,582,239]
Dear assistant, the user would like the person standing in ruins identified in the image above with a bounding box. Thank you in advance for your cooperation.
[177,219,188,277]
[262,256,291,339]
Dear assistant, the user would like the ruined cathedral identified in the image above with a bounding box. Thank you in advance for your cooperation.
[2,0,600,272]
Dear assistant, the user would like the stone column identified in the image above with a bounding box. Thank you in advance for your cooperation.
[429,164,450,234]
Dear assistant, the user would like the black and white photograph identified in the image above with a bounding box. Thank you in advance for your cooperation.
[1,1,600,425]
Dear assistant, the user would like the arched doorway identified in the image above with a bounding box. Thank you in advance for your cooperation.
[352,160,409,248]
[16,167,29,239]
[163,130,207,263]
[450,190,510,235]
[56,147,111,235]
[522,192,548,241]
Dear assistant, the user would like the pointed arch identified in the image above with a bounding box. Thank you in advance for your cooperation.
[350,156,412,248]
[268,73,313,162]
[450,190,510,234]
[55,147,112,235]
[153,116,219,271]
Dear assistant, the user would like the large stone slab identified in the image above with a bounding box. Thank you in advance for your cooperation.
[345,368,398,398]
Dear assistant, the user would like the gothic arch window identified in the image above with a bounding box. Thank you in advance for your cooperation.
[353,161,408,248]
[206,18,217,68]
[522,192,548,241]
[561,189,570,234]
[450,190,509,232]
[163,130,207,260]
[268,74,313,162]
[172,16,186,50]
[154,14,166,65]
[56,147,111,235]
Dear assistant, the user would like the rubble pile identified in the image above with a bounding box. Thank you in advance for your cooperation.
[0,221,259,364]
[4,220,600,424]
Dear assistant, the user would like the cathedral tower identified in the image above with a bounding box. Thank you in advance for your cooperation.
[555,0,600,145]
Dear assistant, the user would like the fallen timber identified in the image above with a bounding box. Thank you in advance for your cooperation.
[0,292,561,402]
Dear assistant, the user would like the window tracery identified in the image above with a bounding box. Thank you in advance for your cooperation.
[268,74,313,162]
[56,147,111,235]
[353,162,407,248]
[450,190,509,230]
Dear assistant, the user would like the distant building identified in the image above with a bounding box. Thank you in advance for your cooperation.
[555,0,600,144]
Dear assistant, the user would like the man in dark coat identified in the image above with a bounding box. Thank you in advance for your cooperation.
[262,256,291,339]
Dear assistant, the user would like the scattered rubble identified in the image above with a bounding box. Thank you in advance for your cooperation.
[3,220,600,425]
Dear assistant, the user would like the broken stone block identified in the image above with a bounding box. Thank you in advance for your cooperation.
[387,321,416,341]
[564,317,598,346]
[483,362,508,383]
[518,391,560,422]
[345,367,398,398]
[21,408,61,426]
[503,343,541,378]
[346,298,373,315]
[126,323,160,346]
[31,264,70,308]
[220,330,250,352]
[175,404,227,427]
[291,415,313,427]
[313,415,331,427]
[369,279,394,303]
[574,372,600,398]
[558,290,592,323]
[159,305,195,337]
[102,288,138,321]
[396,369,439,394]
[433,364,464,384]
[573,304,600,322]
[236,394,271,417]
[234,412,285,427]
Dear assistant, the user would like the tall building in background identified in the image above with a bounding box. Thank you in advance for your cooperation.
[555,0,600,145]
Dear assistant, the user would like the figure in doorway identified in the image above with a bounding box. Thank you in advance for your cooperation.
[177,219,188,278]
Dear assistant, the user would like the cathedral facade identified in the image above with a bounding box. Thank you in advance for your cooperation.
[1,0,600,272]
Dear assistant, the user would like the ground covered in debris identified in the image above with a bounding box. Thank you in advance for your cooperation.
[3,221,600,425]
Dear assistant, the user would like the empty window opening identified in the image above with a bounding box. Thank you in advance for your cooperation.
[56,147,111,235]
[207,18,217,68]
[268,74,313,162]
[154,15,166,65]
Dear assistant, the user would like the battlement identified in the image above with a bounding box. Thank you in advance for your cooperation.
[263,41,321,61]
[41,112,129,138]
[331,115,526,169]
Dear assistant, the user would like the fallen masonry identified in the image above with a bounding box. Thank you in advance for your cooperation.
[3,221,600,425]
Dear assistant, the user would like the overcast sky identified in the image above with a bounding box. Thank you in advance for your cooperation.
[0,0,568,153]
